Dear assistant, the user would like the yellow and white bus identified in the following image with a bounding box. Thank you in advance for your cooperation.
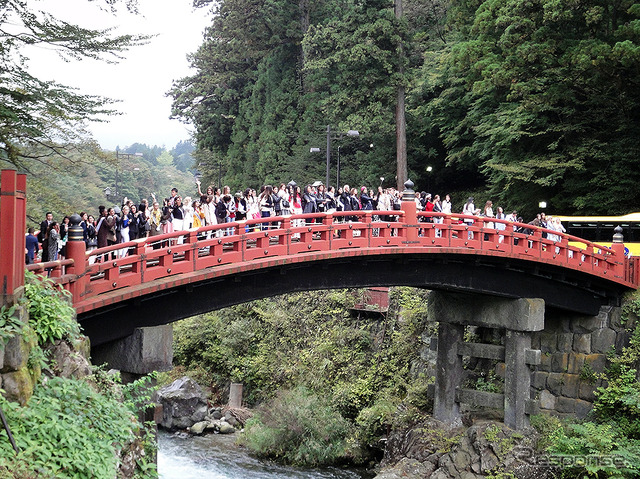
[554,213,640,256]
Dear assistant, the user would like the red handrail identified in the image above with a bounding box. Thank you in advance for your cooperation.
[32,206,636,311]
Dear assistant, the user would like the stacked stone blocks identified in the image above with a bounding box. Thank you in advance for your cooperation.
[527,305,627,418]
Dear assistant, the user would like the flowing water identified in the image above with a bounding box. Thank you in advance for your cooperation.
[158,430,374,479]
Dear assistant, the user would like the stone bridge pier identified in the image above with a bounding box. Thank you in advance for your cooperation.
[430,292,544,430]
[91,326,173,380]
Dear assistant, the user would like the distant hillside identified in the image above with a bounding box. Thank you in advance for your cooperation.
[3,141,197,228]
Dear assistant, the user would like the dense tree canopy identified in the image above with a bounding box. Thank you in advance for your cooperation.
[172,0,640,215]
[427,0,640,213]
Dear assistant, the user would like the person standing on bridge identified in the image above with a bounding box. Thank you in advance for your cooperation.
[150,201,163,248]
[483,201,494,229]
[25,227,39,264]
[302,184,318,215]
[442,194,452,215]
[161,198,174,236]
[95,206,115,261]
[360,186,374,211]
[128,204,140,240]
[203,194,216,237]
[495,206,506,243]
[118,205,131,257]
[222,194,236,236]
[183,196,193,230]
[463,197,475,239]
[38,212,53,244]
[259,185,275,230]
[172,196,185,243]
[506,210,518,231]
[45,222,60,274]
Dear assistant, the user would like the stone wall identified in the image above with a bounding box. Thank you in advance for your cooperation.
[421,298,628,421]
[529,305,628,419]
[0,304,39,405]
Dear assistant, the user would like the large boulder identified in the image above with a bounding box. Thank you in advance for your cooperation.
[44,339,91,379]
[377,420,556,479]
[154,376,208,430]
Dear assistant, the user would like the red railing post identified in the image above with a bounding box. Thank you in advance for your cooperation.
[611,226,628,281]
[65,213,87,303]
[0,169,26,304]
[400,180,418,243]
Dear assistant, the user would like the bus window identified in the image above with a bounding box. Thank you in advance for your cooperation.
[567,223,597,241]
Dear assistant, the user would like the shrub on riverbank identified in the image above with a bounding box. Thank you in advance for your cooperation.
[0,375,156,479]
[241,386,352,466]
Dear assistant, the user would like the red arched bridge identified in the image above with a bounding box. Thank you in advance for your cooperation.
[1,170,638,346]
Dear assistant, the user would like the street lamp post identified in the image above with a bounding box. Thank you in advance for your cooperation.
[326,125,331,189]
[312,127,360,188]
[336,146,341,188]
[426,165,433,193]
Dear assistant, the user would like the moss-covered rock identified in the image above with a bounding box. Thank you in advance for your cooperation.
[2,367,35,405]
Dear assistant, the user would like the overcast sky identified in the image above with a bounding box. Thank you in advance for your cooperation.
[27,0,212,151]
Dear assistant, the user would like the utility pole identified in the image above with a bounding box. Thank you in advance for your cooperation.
[326,125,331,189]
[395,0,408,191]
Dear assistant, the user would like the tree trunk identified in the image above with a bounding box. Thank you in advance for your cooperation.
[395,0,408,191]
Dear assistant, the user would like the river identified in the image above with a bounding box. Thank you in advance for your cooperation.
[158,430,374,479]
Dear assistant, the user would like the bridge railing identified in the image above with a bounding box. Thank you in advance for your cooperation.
[416,211,626,278]
[29,206,634,308]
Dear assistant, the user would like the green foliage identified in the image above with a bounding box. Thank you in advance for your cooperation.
[0,377,140,479]
[593,366,640,439]
[173,289,428,414]
[173,287,430,462]
[475,370,504,394]
[530,414,564,451]
[404,373,434,410]
[533,294,640,478]
[427,0,640,216]
[16,141,196,229]
[622,290,640,326]
[241,386,352,466]
[22,271,81,346]
[355,397,401,448]
[0,305,23,344]
[122,372,159,414]
[546,421,640,478]
[170,0,409,191]
[579,362,598,385]
[167,0,640,214]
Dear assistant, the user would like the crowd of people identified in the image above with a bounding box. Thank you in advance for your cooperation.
[26,180,566,264]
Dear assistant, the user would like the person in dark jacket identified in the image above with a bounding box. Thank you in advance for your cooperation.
[25,228,39,264]
[129,204,140,240]
[302,185,318,214]
[339,185,352,213]
[360,187,374,210]
[38,212,53,243]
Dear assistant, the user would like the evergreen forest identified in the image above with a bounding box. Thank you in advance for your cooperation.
[170,0,640,217]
